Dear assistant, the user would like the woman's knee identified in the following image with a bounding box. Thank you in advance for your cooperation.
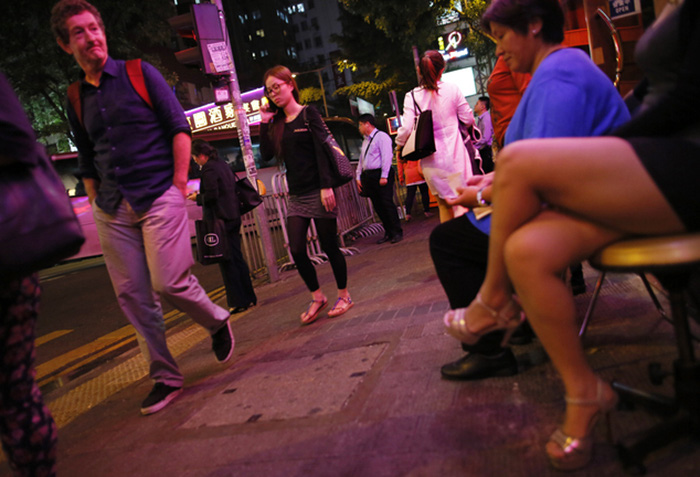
[503,228,570,280]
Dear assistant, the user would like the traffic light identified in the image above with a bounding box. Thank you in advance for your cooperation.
[169,3,233,75]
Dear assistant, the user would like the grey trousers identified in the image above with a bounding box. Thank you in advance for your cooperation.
[93,185,229,387]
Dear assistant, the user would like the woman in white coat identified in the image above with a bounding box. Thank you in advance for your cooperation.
[395,50,475,222]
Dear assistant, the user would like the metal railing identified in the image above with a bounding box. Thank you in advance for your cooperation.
[238,168,388,279]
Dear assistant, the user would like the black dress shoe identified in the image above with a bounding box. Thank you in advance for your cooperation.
[376,235,390,244]
[390,234,403,244]
[440,349,518,380]
[508,320,535,346]
[229,302,255,315]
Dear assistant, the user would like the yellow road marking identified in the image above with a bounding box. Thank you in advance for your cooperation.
[35,329,73,347]
[36,286,227,386]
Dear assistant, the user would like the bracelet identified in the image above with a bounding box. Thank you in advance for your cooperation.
[476,187,491,207]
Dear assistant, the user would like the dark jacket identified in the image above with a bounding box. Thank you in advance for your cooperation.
[196,158,240,222]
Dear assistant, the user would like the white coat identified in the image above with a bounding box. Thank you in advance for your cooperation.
[396,81,474,199]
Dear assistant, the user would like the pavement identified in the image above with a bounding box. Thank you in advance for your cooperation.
[3,213,700,476]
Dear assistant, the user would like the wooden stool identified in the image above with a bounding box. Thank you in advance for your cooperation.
[585,233,700,474]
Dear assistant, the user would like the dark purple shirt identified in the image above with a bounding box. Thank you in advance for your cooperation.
[67,57,190,214]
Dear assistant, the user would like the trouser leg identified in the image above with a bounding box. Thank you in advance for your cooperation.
[418,182,431,211]
[405,185,417,216]
[141,186,230,332]
[429,215,505,354]
[380,170,402,237]
[479,147,494,173]
[429,215,489,308]
[94,199,183,387]
[218,220,257,308]
[0,275,57,477]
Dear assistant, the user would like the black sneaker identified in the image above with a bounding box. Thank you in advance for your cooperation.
[212,320,234,363]
[140,383,182,415]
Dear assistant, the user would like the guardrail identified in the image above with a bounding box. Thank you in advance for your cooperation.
[238,167,402,279]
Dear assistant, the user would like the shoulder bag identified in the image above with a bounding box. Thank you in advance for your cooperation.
[401,90,436,161]
[1,144,85,279]
[195,218,230,265]
[303,107,353,187]
[459,121,485,175]
[235,175,263,214]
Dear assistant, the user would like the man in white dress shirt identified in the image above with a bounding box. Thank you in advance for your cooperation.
[356,114,403,244]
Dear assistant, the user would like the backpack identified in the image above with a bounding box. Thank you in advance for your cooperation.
[66,59,153,127]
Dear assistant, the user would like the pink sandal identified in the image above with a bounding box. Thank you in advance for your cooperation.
[443,293,524,346]
[328,296,354,318]
[301,298,327,325]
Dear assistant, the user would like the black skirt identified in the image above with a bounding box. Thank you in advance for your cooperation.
[628,137,700,231]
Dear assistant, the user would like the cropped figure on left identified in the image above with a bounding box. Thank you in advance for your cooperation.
[0,72,58,477]
[51,0,234,416]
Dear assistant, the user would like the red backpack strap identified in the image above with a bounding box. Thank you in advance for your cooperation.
[125,59,153,109]
[67,80,83,126]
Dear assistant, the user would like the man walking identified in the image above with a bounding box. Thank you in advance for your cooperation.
[51,0,233,415]
[356,114,403,244]
[473,96,495,173]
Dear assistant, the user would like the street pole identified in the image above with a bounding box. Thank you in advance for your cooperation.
[213,0,279,282]
[316,69,329,117]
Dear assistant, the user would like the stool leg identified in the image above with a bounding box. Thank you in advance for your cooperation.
[579,271,606,337]
[639,273,669,320]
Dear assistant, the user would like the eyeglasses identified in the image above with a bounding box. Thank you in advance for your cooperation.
[265,82,286,95]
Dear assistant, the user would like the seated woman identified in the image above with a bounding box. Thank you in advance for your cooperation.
[444,0,699,470]
[434,0,629,380]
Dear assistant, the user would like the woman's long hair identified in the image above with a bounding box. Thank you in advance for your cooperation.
[418,50,445,91]
[263,65,300,160]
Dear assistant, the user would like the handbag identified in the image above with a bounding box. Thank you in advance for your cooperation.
[401,91,436,161]
[459,121,485,175]
[0,143,85,279]
[195,218,230,265]
[303,107,353,187]
[235,175,262,214]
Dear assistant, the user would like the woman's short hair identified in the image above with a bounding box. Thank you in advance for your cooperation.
[482,0,564,45]
[419,50,446,91]
[51,0,104,45]
[192,139,219,161]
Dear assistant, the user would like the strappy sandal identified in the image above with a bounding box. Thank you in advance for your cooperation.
[328,296,354,318]
[546,379,618,471]
[443,293,524,347]
[300,298,327,325]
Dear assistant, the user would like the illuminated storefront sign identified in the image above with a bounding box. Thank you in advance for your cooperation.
[185,87,265,134]
[438,31,470,62]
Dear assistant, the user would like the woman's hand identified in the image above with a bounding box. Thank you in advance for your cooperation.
[321,188,336,212]
[186,192,197,201]
[445,186,479,207]
[466,171,494,188]
[260,102,275,124]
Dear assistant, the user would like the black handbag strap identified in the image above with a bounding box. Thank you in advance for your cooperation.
[410,90,422,117]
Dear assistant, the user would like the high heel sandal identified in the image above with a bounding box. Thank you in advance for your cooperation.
[443,293,524,347]
[546,379,618,471]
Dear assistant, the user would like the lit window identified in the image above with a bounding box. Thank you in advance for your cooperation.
[256,29,265,38]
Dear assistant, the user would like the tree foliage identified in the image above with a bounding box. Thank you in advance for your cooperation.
[333,0,456,113]
[333,1,496,114]
[0,0,176,150]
